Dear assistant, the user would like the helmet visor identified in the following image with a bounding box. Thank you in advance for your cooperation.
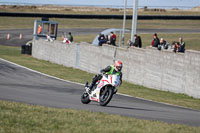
[116,66,122,71]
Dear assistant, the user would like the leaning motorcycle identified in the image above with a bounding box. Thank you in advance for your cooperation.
[81,74,121,106]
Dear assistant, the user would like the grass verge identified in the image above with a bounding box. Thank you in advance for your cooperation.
[0,45,200,111]
[1,17,200,30]
[1,100,200,133]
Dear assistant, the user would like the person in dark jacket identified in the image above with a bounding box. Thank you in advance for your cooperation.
[98,33,106,46]
[152,33,160,48]
[67,32,73,42]
[132,34,142,48]
[178,37,185,53]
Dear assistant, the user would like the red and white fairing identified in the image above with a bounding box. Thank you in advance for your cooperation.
[89,74,121,102]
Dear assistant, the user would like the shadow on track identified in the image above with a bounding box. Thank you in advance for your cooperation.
[105,105,166,112]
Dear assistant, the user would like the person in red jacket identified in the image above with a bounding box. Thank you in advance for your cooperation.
[110,32,116,46]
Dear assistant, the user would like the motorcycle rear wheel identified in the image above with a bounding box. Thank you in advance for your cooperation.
[99,87,113,106]
[81,92,91,104]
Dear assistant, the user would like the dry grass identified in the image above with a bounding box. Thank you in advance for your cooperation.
[1,5,200,15]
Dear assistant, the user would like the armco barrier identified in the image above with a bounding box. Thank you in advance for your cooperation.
[32,39,200,98]
[1,12,200,20]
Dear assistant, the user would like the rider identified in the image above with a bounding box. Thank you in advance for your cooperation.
[87,61,123,93]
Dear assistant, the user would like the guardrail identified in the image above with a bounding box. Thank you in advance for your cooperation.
[1,12,200,20]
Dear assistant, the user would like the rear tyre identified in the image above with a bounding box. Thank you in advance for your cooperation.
[99,87,113,106]
[81,92,91,104]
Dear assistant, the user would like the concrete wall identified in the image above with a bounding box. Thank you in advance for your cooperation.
[32,39,200,98]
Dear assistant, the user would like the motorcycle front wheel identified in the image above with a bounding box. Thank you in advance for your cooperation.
[81,92,91,104]
[99,86,113,106]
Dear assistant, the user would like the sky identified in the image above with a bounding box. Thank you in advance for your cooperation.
[0,0,200,8]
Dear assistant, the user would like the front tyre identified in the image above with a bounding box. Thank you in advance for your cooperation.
[81,92,91,104]
[99,87,113,106]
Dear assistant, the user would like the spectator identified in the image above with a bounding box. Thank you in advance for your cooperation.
[127,39,134,46]
[172,41,185,53]
[62,37,71,44]
[171,41,176,52]
[157,38,170,50]
[37,24,42,34]
[128,34,142,48]
[152,33,160,48]
[133,34,142,48]
[67,32,73,42]
[110,32,116,46]
[173,42,180,53]
[178,37,185,52]
[105,35,110,44]
[46,34,53,42]
[98,33,106,46]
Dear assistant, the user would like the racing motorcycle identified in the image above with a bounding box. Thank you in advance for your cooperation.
[81,74,121,106]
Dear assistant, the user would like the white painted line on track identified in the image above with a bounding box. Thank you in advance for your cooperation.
[0,58,84,86]
[0,58,198,111]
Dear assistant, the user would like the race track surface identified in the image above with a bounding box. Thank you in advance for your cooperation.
[0,58,200,126]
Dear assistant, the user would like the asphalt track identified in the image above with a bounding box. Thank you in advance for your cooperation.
[1,28,200,46]
[0,58,200,126]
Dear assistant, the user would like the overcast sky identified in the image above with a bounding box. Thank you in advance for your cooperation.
[0,0,200,8]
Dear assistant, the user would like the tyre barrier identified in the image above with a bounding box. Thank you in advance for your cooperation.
[1,12,200,20]
[21,41,32,55]
[21,45,32,55]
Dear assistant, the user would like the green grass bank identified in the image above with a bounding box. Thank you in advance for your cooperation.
[1,100,200,133]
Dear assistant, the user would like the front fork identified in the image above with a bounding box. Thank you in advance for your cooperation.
[101,86,111,101]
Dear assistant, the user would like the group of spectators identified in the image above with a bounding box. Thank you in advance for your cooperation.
[151,33,185,53]
[98,32,116,46]
[98,31,185,53]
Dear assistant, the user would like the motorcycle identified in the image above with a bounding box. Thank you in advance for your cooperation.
[81,74,121,106]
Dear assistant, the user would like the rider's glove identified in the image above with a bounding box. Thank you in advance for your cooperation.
[101,71,106,75]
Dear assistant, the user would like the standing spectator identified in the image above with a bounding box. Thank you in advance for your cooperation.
[134,34,142,48]
[67,32,73,42]
[37,24,42,34]
[98,33,106,46]
[178,37,185,52]
[110,32,116,46]
[152,33,160,48]
[128,34,142,48]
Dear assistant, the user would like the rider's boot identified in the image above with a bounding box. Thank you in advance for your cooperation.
[88,81,95,93]
[87,74,101,94]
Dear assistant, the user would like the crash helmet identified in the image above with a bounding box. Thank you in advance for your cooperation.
[114,61,123,72]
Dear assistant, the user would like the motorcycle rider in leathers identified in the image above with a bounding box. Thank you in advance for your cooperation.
[87,61,123,93]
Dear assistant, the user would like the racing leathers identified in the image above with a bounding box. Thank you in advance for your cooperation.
[88,65,123,92]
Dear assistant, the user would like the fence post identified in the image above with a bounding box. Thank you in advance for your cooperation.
[75,44,80,68]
